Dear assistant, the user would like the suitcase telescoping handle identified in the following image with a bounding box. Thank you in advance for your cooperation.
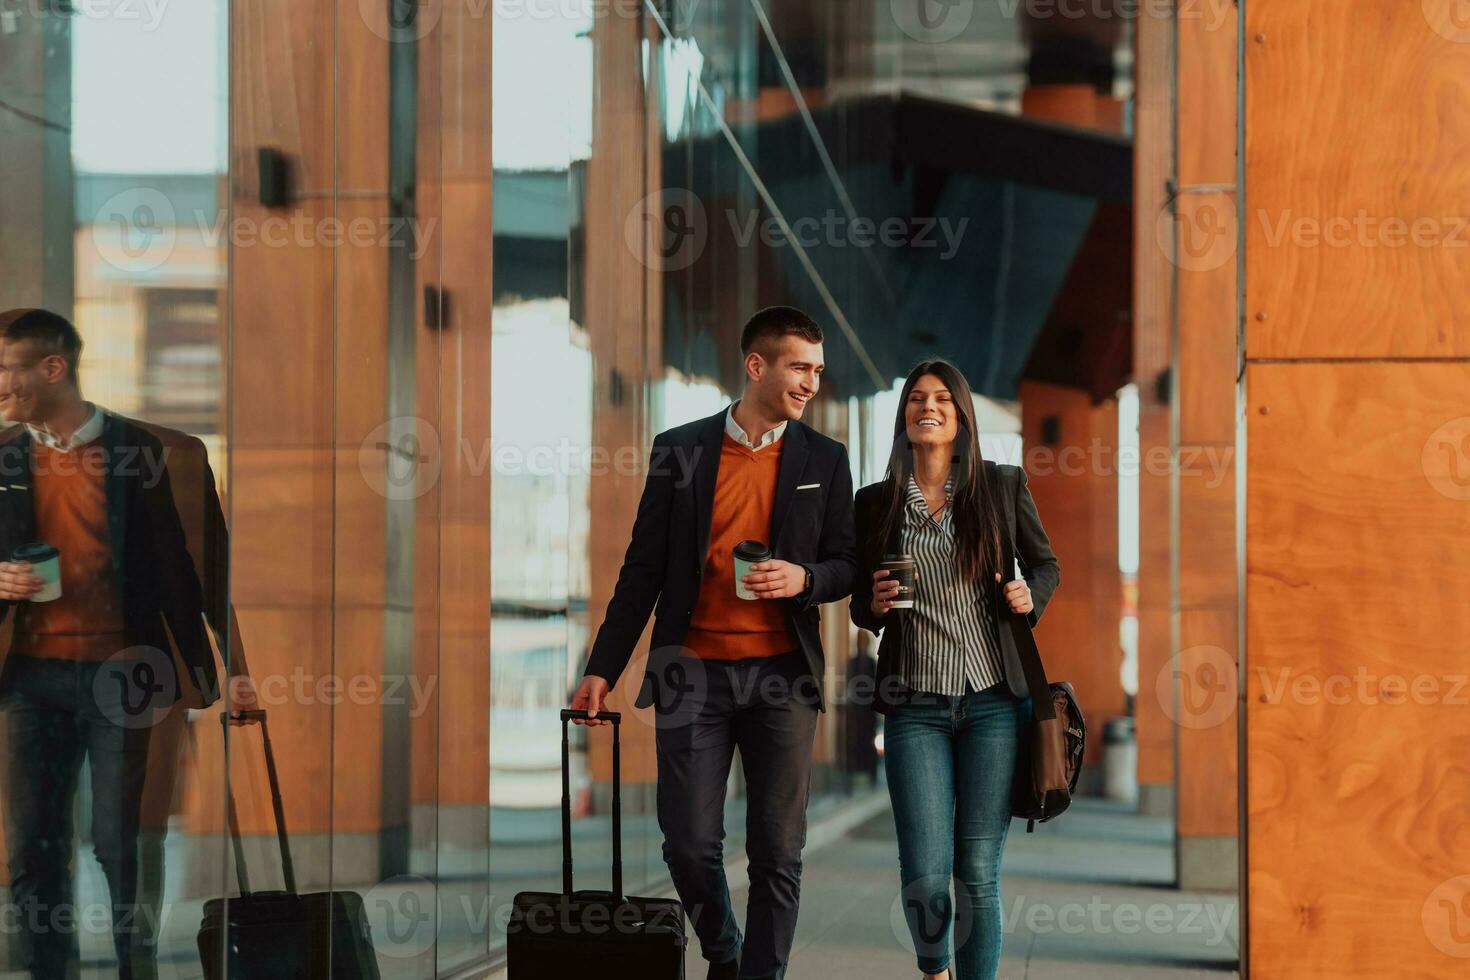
[560,708,622,903]
[220,709,298,896]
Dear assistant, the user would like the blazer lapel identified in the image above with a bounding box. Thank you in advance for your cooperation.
[769,422,808,548]
[691,410,726,567]
[986,461,1016,612]
[100,413,128,589]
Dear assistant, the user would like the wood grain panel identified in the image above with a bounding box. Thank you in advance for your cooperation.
[423,2,493,818]
[226,448,365,607]
[1135,410,1174,789]
[1245,0,1470,358]
[1177,451,1236,612]
[227,198,334,447]
[1021,382,1125,766]
[330,609,388,832]
[1133,3,1176,795]
[1246,361,1470,977]
[1176,194,1238,449]
[586,0,661,788]
[186,606,334,837]
[1177,606,1238,839]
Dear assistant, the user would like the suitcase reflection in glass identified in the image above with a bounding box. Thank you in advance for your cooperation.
[197,710,380,979]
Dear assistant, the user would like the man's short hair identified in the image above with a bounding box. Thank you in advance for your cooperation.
[0,309,83,384]
[739,306,823,357]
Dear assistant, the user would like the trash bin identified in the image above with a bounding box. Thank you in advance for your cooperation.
[1102,716,1138,803]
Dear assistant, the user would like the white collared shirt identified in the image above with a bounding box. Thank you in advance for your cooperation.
[724,402,787,452]
[28,402,103,453]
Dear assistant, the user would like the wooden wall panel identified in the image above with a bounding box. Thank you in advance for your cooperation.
[404,0,494,831]
[586,0,661,788]
[1176,606,1238,839]
[1136,412,1174,792]
[1245,0,1470,358]
[221,0,394,866]
[1020,382,1125,768]
[1133,2,1176,802]
[1246,362,1470,977]
[1169,0,1240,888]
[1245,3,1470,972]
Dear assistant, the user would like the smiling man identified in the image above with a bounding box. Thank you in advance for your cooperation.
[570,306,858,980]
[0,308,223,979]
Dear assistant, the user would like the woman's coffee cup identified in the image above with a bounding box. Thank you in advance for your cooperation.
[879,553,916,609]
[733,540,772,600]
[12,543,61,602]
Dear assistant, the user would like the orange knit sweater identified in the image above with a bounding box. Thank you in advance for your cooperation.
[684,435,796,661]
[13,441,128,661]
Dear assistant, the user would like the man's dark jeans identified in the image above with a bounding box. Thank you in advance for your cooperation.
[0,654,155,979]
[651,649,819,980]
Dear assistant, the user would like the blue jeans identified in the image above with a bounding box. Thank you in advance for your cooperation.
[883,683,1022,980]
[0,654,156,980]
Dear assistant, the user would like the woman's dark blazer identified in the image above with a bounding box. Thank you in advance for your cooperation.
[850,461,1060,714]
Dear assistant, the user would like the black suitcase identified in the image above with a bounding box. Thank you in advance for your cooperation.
[506,709,687,978]
[198,710,382,979]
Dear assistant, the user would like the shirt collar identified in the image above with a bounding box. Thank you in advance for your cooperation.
[28,402,103,453]
[906,473,955,510]
[724,402,787,452]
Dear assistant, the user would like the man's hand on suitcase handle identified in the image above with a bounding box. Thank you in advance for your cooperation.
[569,675,611,726]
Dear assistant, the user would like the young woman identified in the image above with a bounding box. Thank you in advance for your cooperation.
[851,360,1060,980]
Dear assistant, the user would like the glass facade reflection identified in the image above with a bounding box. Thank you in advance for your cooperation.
[0,0,1131,975]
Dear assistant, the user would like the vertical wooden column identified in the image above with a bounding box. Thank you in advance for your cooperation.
[327,0,393,881]
[1244,1,1470,974]
[585,0,661,797]
[411,0,493,867]
[194,0,392,890]
[1019,382,1125,785]
[1132,2,1177,820]
[1174,0,1240,893]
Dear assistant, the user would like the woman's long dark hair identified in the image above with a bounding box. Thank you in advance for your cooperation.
[874,360,1004,583]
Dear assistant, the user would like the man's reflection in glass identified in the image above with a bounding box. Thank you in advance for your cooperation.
[0,309,227,979]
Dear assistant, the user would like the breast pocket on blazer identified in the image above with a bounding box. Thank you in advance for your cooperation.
[792,483,823,515]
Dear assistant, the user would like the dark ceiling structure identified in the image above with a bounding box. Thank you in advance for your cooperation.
[660,93,1134,403]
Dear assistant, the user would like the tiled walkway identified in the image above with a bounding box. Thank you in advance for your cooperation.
[707,797,1240,980]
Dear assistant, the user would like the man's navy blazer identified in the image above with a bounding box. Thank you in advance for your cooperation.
[584,408,859,712]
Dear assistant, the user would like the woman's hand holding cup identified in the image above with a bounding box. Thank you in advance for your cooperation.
[870,568,901,618]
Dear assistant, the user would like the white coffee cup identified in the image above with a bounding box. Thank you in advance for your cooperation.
[732,540,772,601]
[13,543,61,602]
